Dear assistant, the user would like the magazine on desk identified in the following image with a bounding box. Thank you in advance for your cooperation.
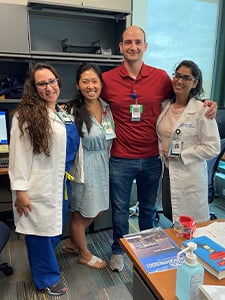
[182,235,225,280]
[124,227,184,274]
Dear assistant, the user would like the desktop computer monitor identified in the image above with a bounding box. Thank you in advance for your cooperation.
[0,109,10,167]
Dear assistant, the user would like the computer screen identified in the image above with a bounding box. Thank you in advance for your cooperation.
[0,109,10,154]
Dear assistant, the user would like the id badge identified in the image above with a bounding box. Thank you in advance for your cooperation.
[168,140,183,158]
[56,111,72,124]
[171,140,182,155]
[102,121,116,140]
[130,104,143,121]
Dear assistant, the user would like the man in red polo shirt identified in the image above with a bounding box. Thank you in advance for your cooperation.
[101,25,216,272]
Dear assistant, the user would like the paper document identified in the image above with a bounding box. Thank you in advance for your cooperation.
[194,222,225,248]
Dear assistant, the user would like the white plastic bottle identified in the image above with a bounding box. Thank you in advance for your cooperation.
[176,242,204,300]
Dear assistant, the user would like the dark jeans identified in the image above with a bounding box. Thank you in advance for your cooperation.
[109,155,162,254]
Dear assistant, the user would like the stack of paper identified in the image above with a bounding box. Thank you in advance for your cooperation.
[199,285,225,300]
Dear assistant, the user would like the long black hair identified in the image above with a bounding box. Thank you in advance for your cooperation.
[65,62,103,137]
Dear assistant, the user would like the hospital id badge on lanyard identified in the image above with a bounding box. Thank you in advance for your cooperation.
[56,111,73,124]
[102,121,116,140]
[168,129,183,158]
[102,109,116,140]
[130,93,143,121]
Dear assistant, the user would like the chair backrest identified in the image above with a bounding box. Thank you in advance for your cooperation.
[216,107,225,139]
[0,221,10,252]
[207,138,225,203]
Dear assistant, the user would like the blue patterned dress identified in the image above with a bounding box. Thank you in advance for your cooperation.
[70,98,115,218]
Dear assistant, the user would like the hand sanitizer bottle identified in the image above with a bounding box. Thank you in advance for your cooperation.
[176,242,204,300]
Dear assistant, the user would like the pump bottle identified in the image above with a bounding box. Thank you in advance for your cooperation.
[176,242,204,300]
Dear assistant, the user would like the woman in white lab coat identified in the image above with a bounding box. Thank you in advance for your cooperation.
[8,63,80,296]
[156,60,220,224]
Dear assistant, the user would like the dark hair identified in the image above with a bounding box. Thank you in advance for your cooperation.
[15,63,61,156]
[65,62,103,137]
[174,60,204,100]
[24,62,62,94]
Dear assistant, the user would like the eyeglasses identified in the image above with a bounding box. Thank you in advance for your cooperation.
[172,72,195,82]
[35,78,59,89]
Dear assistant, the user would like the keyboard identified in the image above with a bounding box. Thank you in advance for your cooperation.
[0,156,9,168]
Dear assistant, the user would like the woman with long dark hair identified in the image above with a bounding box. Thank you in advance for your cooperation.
[64,62,116,269]
[9,63,80,296]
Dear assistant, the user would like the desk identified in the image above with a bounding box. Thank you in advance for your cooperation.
[120,219,225,300]
[0,167,12,212]
[0,167,8,175]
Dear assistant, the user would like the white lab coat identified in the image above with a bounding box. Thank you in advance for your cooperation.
[8,109,66,236]
[156,98,220,223]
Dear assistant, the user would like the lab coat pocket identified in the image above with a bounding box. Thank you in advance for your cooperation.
[180,125,197,145]
[27,169,52,202]
[178,162,206,192]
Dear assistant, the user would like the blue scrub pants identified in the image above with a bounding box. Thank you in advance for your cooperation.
[25,234,61,290]
[25,187,70,290]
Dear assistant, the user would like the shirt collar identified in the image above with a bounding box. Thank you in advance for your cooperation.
[119,61,149,79]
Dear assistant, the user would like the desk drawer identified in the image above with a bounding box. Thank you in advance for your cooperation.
[133,268,157,300]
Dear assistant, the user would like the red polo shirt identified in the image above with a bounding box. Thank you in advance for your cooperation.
[101,62,172,159]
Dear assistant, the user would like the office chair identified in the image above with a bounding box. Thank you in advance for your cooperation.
[207,138,225,219]
[0,221,13,276]
[129,180,139,217]
[215,107,225,140]
[207,106,225,219]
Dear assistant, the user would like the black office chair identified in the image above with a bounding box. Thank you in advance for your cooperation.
[0,221,13,276]
[207,106,225,219]
[207,138,225,218]
[215,107,225,140]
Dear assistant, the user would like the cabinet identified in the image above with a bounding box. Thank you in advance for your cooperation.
[0,1,131,221]
[28,1,130,99]
[133,269,157,300]
[27,0,131,12]
[0,172,12,213]
[0,3,29,54]
[0,3,30,102]
[0,1,131,102]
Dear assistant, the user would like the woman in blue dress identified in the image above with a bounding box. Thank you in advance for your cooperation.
[64,62,116,269]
